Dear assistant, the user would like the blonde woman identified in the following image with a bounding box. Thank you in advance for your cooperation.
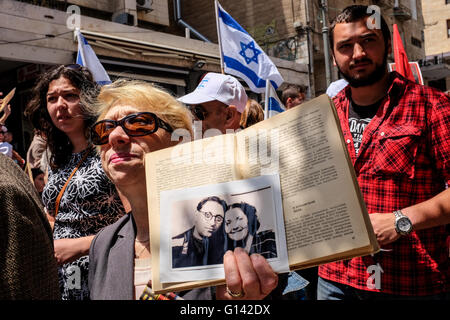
[87,80,279,300]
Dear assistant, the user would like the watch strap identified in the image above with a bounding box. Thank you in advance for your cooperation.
[393,210,403,219]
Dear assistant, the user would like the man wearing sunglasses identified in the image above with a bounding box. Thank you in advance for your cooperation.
[178,73,247,135]
[172,196,228,268]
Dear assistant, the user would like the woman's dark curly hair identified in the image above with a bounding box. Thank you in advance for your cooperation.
[24,65,99,170]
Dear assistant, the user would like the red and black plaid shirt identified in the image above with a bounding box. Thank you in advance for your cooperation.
[319,72,450,296]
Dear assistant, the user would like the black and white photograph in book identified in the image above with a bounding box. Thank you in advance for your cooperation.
[158,174,290,284]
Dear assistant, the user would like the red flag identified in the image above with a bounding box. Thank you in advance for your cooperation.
[393,24,415,82]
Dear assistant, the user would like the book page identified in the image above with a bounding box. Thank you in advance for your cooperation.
[236,94,379,269]
[145,132,239,292]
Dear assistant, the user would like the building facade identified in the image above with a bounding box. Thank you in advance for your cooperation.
[0,0,429,157]
[0,0,309,157]
[180,0,426,94]
[421,0,450,91]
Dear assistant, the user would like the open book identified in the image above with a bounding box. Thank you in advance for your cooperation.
[145,94,379,293]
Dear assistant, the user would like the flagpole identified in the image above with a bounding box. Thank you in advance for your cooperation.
[214,0,225,74]
[264,80,269,120]
[75,28,85,65]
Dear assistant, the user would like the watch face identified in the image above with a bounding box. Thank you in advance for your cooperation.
[398,217,411,232]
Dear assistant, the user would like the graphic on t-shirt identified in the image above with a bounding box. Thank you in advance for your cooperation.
[349,117,371,155]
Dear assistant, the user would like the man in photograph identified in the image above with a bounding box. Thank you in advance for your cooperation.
[172,196,228,268]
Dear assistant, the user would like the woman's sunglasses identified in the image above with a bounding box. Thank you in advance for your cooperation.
[91,112,173,145]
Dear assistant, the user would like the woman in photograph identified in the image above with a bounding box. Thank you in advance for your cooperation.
[87,79,280,300]
[224,202,277,259]
[24,64,125,300]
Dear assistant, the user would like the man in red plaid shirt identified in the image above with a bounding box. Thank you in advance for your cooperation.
[318,5,450,299]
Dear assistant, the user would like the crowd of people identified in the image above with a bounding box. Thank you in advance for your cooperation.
[1,5,449,301]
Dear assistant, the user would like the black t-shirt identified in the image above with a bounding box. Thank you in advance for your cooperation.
[348,98,383,155]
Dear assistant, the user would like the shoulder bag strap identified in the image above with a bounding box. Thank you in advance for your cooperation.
[53,146,93,217]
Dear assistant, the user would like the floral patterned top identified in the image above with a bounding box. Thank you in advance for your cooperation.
[43,147,124,300]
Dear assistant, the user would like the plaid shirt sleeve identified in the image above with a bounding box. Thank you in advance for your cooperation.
[318,73,450,296]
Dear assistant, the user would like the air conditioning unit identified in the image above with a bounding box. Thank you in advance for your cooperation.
[112,12,134,26]
[136,0,153,11]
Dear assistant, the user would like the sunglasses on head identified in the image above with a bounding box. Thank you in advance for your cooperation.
[90,112,173,145]
[188,105,208,121]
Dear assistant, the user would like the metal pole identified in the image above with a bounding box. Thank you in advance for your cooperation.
[214,0,225,74]
[264,80,270,120]
[320,0,332,87]
[305,0,315,99]
[174,0,211,43]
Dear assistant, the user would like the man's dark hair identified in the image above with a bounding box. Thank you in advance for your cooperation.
[329,5,391,53]
[197,196,228,214]
[281,85,305,105]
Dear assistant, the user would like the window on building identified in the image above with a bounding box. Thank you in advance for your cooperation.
[411,37,422,48]
[447,0,450,5]
[448,20,450,37]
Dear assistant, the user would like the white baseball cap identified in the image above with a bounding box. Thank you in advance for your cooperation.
[178,73,247,113]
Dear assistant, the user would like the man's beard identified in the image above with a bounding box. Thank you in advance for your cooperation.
[337,52,388,88]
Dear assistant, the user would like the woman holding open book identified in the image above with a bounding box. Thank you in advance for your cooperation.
[87,79,280,300]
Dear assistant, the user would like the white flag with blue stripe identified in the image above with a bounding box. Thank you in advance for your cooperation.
[267,81,285,118]
[216,2,283,93]
[75,29,111,85]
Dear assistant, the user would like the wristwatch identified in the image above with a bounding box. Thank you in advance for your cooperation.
[393,210,413,236]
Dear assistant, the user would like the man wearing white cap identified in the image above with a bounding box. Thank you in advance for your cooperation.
[178,72,247,135]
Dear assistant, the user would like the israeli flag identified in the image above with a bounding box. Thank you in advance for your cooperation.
[75,29,111,85]
[216,2,283,93]
[267,81,285,118]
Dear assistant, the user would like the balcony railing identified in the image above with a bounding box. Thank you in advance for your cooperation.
[393,3,412,21]
[419,53,448,67]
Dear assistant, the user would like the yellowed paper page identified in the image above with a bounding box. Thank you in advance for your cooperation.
[236,94,379,269]
[145,133,238,293]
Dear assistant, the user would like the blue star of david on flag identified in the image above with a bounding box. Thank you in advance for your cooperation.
[239,41,261,65]
[217,1,283,93]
